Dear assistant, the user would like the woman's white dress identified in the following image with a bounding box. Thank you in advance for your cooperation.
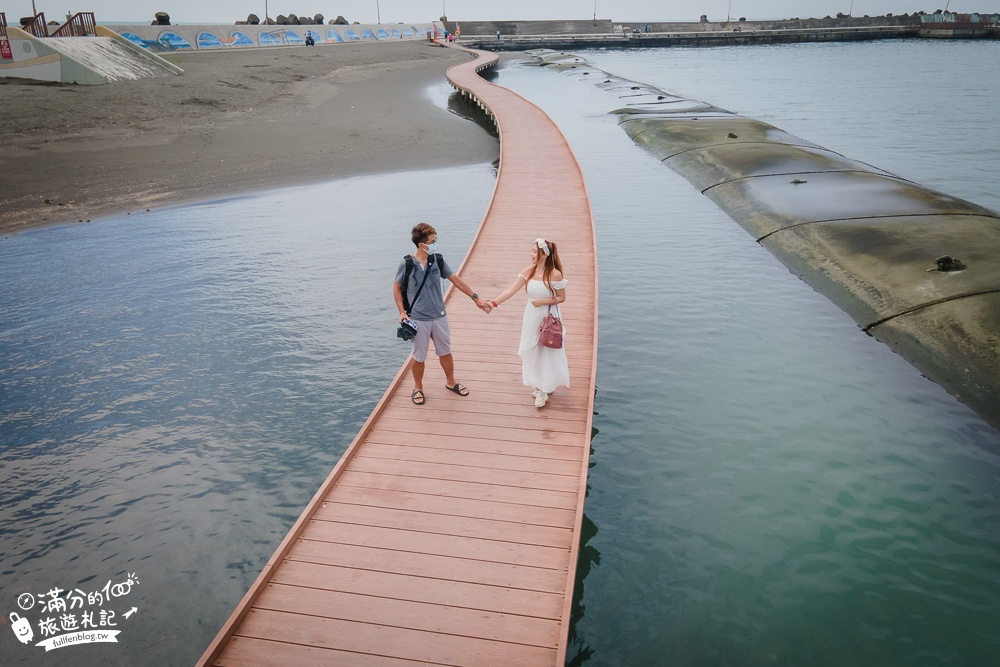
[518,279,570,394]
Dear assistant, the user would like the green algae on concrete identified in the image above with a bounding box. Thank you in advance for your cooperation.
[532,49,1000,428]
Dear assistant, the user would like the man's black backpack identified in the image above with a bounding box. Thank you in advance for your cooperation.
[401,253,444,316]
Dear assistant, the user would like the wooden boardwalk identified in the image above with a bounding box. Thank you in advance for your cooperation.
[196,47,597,666]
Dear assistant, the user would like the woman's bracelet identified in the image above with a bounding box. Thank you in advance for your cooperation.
[491,300,498,308]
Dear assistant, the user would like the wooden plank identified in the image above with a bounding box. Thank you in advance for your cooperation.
[359,429,583,462]
[388,400,587,424]
[350,442,584,475]
[254,583,561,647]
[270,560,565,616]
[234,609,556,666]
[333,470,579,509]
[318,486,577,527]
[373,406,588,433]
[298,521,570,569]
[314,502,573,546]
[344,457,582,492]
[216,636,429,666]
[284,540,568,592]
[386,404,589,424]
[370,418,582,446]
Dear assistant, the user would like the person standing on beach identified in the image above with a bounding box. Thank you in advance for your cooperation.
[489,238,570,408]
[394,222,491,405]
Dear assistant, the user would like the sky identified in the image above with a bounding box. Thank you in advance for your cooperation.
[4,1,994,25]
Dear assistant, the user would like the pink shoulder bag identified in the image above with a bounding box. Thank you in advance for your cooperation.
[538,306,564,349]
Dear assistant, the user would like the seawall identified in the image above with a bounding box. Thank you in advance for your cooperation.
[103,21,440,51]
[1,19,444,83]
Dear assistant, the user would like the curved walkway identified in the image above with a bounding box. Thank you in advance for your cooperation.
[196,47,597,666]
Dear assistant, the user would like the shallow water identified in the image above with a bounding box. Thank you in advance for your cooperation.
[0,167,494,665]
[492,39,1000,666]
[1,39,999,666]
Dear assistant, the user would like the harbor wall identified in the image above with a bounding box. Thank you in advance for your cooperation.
[446,14,920,36]
[450,14,998,49]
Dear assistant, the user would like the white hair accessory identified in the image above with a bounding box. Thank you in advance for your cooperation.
[535,238,550,256]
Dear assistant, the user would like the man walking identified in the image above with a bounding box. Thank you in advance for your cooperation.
[393,223,490,405]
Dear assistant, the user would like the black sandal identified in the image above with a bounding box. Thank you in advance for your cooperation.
[445,383,469,396]
[411,389,425,405]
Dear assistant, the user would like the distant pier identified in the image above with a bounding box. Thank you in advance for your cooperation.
[459,26,917,50]
[448,15,998,50]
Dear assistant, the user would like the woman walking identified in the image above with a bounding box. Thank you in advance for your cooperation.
[490,238,570,407]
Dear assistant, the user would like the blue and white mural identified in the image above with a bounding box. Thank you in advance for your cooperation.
[157,32,193,50]
[107,22,437,51]
[119,32,163,50]
[197,31,255,48]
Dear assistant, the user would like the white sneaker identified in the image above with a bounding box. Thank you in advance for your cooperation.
[534,391,548,408]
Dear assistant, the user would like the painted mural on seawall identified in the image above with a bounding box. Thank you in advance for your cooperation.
[107,22,443,51]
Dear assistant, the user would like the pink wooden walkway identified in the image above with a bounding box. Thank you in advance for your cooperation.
[197,47,597,666]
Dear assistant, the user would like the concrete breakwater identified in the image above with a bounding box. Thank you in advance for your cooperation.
[530,49,1000,428]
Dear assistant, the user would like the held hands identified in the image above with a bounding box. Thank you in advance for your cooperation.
[482,297,502,315]
[474,297,492,314]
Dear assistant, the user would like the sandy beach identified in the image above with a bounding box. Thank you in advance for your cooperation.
[0,40,500,234]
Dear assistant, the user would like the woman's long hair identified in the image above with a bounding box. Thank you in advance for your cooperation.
[535,239,563,296]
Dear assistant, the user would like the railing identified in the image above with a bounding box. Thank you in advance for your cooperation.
[22,13,49,37]
[51,12,97,37]
[1,12,8,39]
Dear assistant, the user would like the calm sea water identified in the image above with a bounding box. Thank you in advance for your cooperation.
[1,39,998,666]
[491,39,1000,666]
[0,167,495,665]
